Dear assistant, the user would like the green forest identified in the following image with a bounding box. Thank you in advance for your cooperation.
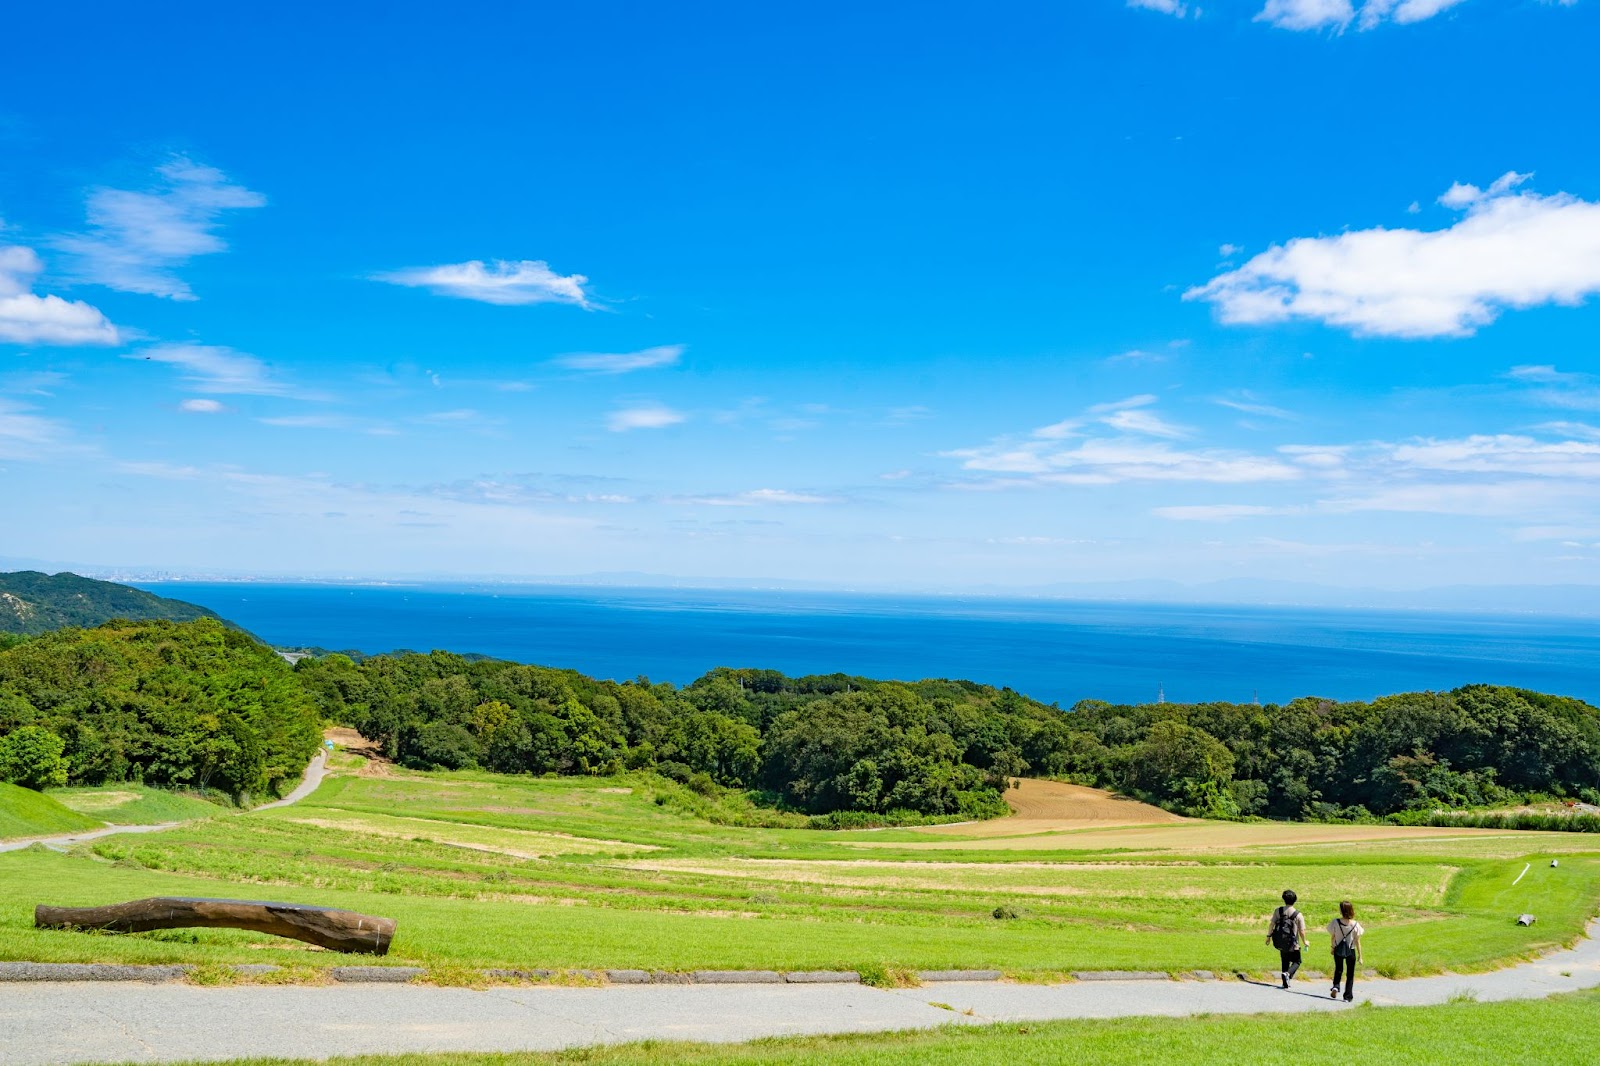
[0,620,321,799]
[0,571,226,636]
[2,618,1599,822]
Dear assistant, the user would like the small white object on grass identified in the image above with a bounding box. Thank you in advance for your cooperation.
[1551,859,1560,868]
[1518,914,1537,926]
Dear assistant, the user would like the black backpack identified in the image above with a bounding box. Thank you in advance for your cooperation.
[1333,920,1358,959]
[1271,907,1300,951]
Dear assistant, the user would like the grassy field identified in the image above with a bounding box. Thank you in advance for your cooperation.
[2,763,1597,978]
[47,784,228,826]
[109,990,1600,1066]
[0,782,102,840]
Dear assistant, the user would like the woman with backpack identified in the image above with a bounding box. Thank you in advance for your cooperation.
[1328,900,1364,1001]
[1266,889,1306,989]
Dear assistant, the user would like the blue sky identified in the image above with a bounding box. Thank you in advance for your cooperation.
[3,0,1600,592]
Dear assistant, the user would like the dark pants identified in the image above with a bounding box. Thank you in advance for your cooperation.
[1279,949,1301,978]
[1333,953,1356,998]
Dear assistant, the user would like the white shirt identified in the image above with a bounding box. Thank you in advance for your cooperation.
[1327,918,1364,949]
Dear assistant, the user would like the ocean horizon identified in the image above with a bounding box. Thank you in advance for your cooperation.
[139,582,1600,708]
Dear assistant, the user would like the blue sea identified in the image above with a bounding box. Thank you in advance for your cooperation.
[141,583,1599,707]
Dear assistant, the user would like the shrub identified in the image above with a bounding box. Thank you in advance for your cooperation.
[0,725,68,789]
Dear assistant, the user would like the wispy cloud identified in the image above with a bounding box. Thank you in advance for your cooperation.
[1255,0,1467,32]
[1187,172,1600,338]
[377,259,595,308]
[131,343,296,396]
[54,156,264,300]
[178,398,225,414]
[670,488,840,506]
[1152,504,1296,521]
[607,403,686,432]
[0,245,121,346]
[0,397,70,459]
[553,344,683,374]
[1214,394,1297,420]
[947,399,1300,486]
[1127,0,1193,17]
[1509,364,1600,411]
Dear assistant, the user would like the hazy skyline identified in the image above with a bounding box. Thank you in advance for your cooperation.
[4,1,1600,592]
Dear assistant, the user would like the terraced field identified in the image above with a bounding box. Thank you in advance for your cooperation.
[1,763,1596,979]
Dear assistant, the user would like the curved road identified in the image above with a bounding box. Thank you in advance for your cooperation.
[1,922,1596,1065]
[0,750,327,854]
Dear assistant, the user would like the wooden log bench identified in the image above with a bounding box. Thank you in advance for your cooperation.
[36,897,396,955]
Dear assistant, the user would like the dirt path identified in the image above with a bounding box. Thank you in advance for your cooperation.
[0,749,327,851]
[913,778,1182,838]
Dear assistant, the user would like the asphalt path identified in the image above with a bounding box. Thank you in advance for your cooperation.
[0,751,327,855]
[2,922,1596,1065]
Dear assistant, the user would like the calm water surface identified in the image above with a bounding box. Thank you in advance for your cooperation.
[142,583,1600,706]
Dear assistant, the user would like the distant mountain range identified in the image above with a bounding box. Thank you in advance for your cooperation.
[0,571,227,635]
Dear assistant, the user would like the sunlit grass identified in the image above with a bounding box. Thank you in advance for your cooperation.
[2,767,1596,977]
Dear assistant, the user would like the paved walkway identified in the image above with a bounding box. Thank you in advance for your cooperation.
[0,751,327,855]
[3,922,1596,1065]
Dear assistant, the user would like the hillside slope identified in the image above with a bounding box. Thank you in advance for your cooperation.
[0,571,223,635]
[0,781,103,840]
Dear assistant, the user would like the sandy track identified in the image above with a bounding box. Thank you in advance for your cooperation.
[913,778,1182,838]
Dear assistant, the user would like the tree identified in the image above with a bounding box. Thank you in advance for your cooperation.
[0,725,68,789]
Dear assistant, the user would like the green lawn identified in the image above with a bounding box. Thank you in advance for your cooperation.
[0,782,102,840]
[113,990,1600,1066]
[1,768,1596,977]
[48,784,228,825]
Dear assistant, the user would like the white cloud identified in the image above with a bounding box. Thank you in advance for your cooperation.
[947,396,1298,486]
[0,245,121,346]
[1187,173,1600,338]
[1508,364,1600,411]
[1128,0,1192,16]
[553,344,683,374]
[673,488,839,506]
[1256,0,1467,30]
[1359,0,1468,28]
[607,403,686,432]
[54,157,264,301]
[1100,407,1188,438]
[1388,434,1600,478]
[1256,0,1355,30]
[1152,504,1292,521]
[1215,394,1297,420]
[258,414,355,429]
[178,398,225,414]
[0,397,68,459]
[132,343,292,396]
[950,437,1301,484]
[377,259,594,308]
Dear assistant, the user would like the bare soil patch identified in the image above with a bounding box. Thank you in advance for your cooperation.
[909,779,1183,839]
[323,727,395,777]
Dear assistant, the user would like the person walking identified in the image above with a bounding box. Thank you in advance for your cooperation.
[1328,900,1364,1002]
[1266,889,1306,989]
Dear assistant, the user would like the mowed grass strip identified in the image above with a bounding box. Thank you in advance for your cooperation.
[48,784,227,825]
[0,782,102,839]
[1,767,1597,976]
[105,990,1600,1066]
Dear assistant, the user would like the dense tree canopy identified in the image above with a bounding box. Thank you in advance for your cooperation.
[2,619,1597,821]
[0,571,224,635]
[0,620,321,797]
